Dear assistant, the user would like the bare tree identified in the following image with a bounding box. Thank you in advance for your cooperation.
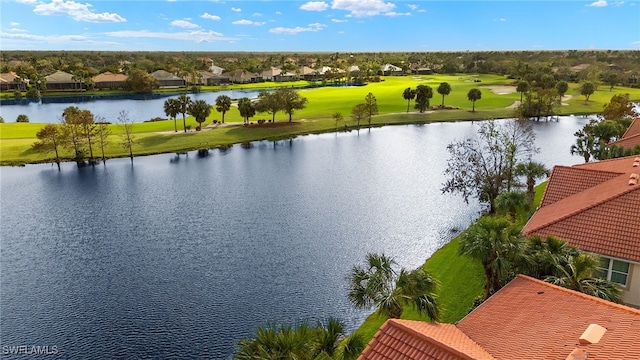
[118,111,135,164]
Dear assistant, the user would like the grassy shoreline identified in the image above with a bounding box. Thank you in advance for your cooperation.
[2,74,638,166]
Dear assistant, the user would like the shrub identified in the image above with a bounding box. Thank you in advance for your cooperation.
[25,87,40,99]
[14,90,22,99]
[16,114,29,123]
[0,116,4,123]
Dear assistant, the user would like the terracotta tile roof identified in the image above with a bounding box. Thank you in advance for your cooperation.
[150,70,182,81]
[92,72,127,82]
[361,276,640,360]
[458,275,640,360]
[539,166,621,207]
[621,118,640,139]
[523,156,640,262]
[359,320,495,360]
[609,118,640,149]
[45,70,75,83]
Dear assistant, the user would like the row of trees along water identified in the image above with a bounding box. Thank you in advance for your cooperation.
[234,116,632,359]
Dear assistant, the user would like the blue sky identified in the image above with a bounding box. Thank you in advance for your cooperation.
[1,0,639,51]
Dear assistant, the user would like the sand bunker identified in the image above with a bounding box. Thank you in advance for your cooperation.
[483,85,517,95]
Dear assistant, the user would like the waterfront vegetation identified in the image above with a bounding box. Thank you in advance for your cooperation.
[2,74,640,166]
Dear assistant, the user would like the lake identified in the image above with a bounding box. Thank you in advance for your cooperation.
[0,117,589,359]
[0,89,262,124]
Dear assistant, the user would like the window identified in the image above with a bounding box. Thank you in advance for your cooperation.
[597,257,630,287]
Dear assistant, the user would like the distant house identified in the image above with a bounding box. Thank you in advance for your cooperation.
[45,70,84,91]
[0,72,27,91]
[210,64,224,75]
[415,67,433,75]
[298,66,318,81]
[381,64,403,76]
[224,70,260,84]
[150,70,186,88]
[608,118,640,150]
[347,65,360,77]
[360,275,640,359]
[261,67,282,82]
[207,75,230,86]
[92,72,127,90]
[274,71,297,82]
[523,155,640,307]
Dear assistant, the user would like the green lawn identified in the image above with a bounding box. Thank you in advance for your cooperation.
[2,74,640,166]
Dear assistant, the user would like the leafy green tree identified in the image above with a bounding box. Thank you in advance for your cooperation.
[580,82,595,103]
[16,114,29,123]
[467,88,482,112]
[275,88,308,122]
[118,110,135,164]
[0,116,4,123]
[348,253,439,321]
[187,99,211,130]
[177,94,192,132]
[26,87,41,99]
[33,124,64,170]
[164,98,180,132]
[235,319,364,360]
[215,95,232,123]
[516,80,529,103]
[437,82,451,107]
[351,103,367,128]
[124,69,159,94]
[601,93,638,121]
[442,120,538,213]
[459,216,525,298]
[555,80,568,102]
[364,92,378,128]
[254,91,281,122]
[515,161,549,205]
[402,87,416,113]
[238,97,256,124]
[604,72,619,91]
[414,85,433,113]
[61,106,87,162]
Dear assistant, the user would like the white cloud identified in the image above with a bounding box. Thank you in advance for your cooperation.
[269,22,326,35]
[253,12,262,16]
[0,31,118,45]
[8,28,28,33]
[631,40,640,45]
[407,4,418,10]
[16,0,38,3]
[201,12,221,21]
[587,0,607,6]
[331,18,347,23]
[275,11,282,15]
[614,1,624,5]
[417,9,426,12]
[332,0,395,17]
[499,18,506,21]
[232,19,265,25]
[10,22,20,26]
[231,7,241,12]
[105,29,234,43]
[33,0,126,23]
[171,19,199,28]
[300,1,329,11]
[384,11,410,16]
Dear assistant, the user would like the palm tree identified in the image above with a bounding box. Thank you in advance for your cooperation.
[515,161,550,205]
[495,191,528,221]
[187,100,211,130]
[238,97,255,124]
[402,87,416,113]
[545,252,622,303]
[177,94,192,132]
[521,235,578,279]
[333,111,343,131]
[348,253,439,321]
[235,319,364,360]
[215,95,232,123]
[164,98,180,132]
[437,82,451,108]
[467,88,482,112]
[459,216,525,298]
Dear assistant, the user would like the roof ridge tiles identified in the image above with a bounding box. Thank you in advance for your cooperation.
[514,275,640,316]
[524,173,639,233]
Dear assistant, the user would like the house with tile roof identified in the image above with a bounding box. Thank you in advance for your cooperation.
[609,118,640,151]
[523,155,640,307]
[360,275,640,360]
[150,70,186,88]
[0,72,27,91]
[260,67,282,82]
[381,64,403,76]
[223,70,261,84]
[92,72,127,89]
[45,70,84,91]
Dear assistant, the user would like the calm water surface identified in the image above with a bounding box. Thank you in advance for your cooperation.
[0,117,589,359]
